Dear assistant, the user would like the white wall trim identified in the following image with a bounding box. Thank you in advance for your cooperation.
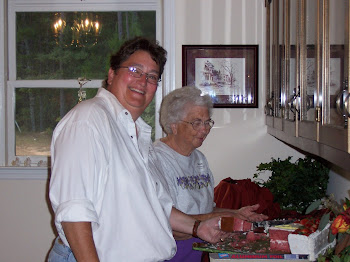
[155,0,176,139]
[0,0,6,166]
[0,167,49,180]
[162,0,176,96]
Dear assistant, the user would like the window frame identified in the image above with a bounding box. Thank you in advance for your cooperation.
[0,0,176,178]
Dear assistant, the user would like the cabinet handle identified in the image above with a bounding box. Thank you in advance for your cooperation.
[288,87,300,120]
[335,79,350,128]
[345,93,350,117]
[335,83,350,118]
[315,107,322,122]
[265,97,274,115]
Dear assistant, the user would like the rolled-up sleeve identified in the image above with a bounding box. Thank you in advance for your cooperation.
[55,199,99,226]
[50,118,107,242]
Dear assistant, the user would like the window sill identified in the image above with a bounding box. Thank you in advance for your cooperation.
[0,166,50,180]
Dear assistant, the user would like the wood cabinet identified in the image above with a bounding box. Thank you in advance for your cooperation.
[265,0,350,171]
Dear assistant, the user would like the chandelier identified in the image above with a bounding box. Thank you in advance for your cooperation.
[53,12,101,47]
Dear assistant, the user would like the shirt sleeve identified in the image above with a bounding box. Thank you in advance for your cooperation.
[153,153,179,206]
[199,150,216,209]
[50,120,108,233]
[148,148,175,218]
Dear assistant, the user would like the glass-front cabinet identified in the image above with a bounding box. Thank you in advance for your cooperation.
[265,0,350,171]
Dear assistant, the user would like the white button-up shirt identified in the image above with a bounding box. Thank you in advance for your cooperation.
[49,88,176,262]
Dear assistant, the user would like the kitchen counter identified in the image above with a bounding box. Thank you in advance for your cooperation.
[209,253,309,262]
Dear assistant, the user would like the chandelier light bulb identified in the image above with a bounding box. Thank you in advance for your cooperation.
[85,18,89,28]
[53,12,101,47]
[53,17,66,34]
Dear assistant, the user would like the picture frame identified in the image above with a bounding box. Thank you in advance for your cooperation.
[182,45,259,108]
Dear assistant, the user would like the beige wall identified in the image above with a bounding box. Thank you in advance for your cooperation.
[328,168,350,203]
[0,0,349,261]
[0,180,56,262]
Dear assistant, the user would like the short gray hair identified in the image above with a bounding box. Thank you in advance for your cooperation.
[159,86,213,134]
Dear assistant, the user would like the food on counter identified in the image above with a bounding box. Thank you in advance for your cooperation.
[267,218,335,259]
[195,217,336,261]
[246,231,267,242]
[288,223,336,261]
[193,231,271,254]
[293,218,321,236]
[219,217,253,232]
[269,225,298,253]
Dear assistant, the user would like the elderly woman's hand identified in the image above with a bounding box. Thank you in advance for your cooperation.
[213,204,268,222]
[197,217,230,244]
[235,204,268,222]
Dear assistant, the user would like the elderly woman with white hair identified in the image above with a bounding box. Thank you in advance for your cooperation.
[153,86,267,262]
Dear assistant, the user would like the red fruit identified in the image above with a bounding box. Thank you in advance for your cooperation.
[300,228,311,235]
[299,219,309,225]
[293,229,302,234]
[305,221,314,228]
[309,224,318,233]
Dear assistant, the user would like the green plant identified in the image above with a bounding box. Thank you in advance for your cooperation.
[253,156,329,213]
[317,242,350,262]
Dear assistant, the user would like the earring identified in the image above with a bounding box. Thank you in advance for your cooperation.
[171,124,177,135]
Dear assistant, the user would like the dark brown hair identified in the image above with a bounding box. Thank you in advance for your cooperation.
[103,37,167,88]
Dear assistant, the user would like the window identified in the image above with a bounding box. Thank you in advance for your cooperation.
[2,0,166,169]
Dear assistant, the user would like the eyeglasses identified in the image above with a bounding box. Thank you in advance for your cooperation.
[180,119,215,131]
[118,66,160,85]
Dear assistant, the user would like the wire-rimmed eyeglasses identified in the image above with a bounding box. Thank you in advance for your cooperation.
[180,119,215,131]
[118,66,160,85]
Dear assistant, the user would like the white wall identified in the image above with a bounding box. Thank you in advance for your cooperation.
[327,168,350,203]
[0,1,349,261]
[0,180,56,262]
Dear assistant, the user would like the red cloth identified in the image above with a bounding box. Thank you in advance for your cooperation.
[214,178,281,220]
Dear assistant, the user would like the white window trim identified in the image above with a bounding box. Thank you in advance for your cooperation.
[156,0,176,139]
[0,0,176,179]
[0,0,7,167]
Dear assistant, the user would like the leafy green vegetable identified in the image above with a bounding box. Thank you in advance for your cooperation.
[253,156,329,213]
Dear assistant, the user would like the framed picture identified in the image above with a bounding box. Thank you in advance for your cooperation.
[182,45,258,108]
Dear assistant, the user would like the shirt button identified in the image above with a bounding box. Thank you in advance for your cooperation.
[125,112,128,115]
[131,136,133,139]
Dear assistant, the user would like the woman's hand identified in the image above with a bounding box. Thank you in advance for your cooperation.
[214,204,268,222]
[196,217,230,244]
[169,208,229,243]
[235,204,268,222]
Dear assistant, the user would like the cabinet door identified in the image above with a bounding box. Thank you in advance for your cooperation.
[265,0,274,127]
[286,0,298,123]
[318,0,349,156]
[297,0,318,145]
[272,0,284,131]
[265,0,350,171]
[266,0,297,137]
[281,0,297,136]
